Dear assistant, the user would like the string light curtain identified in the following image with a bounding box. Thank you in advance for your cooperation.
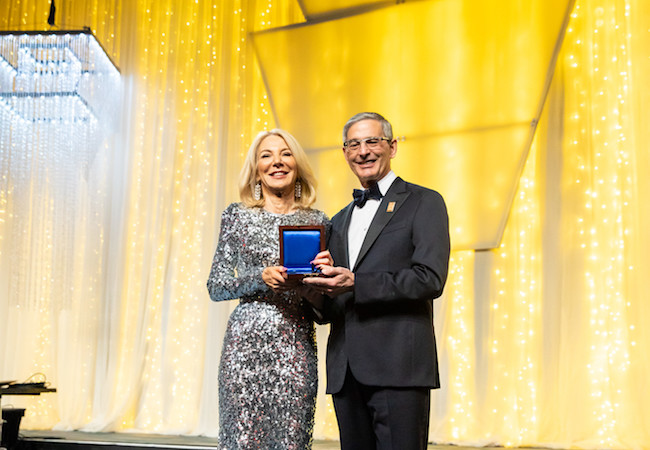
[550,0,650,446]
[100,0,306,434]
[430,0,650,447]
[2,0,650,448]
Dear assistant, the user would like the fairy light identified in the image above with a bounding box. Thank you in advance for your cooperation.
[562,0,637,446]
[442,251,477,440]
[485,132,542,445]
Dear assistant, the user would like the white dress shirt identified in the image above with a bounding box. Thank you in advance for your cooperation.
[347,171,397,269]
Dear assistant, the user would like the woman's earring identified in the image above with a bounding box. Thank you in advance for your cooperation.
[295,180,302,199]
[254,181,262,201]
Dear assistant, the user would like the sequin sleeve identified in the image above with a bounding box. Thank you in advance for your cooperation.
[207,203,269,302]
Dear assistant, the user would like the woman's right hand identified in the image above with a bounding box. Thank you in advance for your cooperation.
[262,266,298,292]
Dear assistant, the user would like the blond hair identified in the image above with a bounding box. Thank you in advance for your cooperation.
[239,129,318,208]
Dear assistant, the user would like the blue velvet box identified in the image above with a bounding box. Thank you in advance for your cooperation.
[279,225,325,278]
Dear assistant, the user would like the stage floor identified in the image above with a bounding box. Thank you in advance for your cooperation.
[14,430,550,450]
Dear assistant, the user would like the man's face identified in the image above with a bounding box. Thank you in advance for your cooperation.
[343,119,397,188]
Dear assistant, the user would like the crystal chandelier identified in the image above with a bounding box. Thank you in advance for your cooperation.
[0,30,121,164]
[0,30,121,310]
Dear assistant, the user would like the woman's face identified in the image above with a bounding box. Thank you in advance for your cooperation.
[256,134,297,197]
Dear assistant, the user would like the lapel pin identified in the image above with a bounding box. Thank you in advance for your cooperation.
[386,201,396,213]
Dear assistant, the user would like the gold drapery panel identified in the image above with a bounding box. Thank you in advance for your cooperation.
[1,0,649,447]
[253,0,572,250]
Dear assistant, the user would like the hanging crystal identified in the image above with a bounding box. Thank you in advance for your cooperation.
[0,30,121,311]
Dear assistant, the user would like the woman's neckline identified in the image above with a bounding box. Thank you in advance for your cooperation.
[261,207,298,216]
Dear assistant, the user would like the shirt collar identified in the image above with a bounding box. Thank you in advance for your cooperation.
[373,171,396,196]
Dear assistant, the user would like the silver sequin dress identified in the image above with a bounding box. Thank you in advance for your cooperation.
[207,202,330,450]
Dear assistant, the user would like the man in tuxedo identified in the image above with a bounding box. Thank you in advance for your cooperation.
[304,112,450,450]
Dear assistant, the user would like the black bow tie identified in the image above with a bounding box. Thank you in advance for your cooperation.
[352,183,383,208]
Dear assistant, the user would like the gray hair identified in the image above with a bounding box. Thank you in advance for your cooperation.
[342,112,393,143]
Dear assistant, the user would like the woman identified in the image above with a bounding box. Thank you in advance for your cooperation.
[207,129,329,449]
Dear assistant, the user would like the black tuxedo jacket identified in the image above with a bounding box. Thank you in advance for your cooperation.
[320,177,450,394]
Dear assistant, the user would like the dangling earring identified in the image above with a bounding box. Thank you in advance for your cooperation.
[254,181,262,201]
[294,180,302,199]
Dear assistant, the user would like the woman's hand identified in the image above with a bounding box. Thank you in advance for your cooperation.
[262,266,298,292]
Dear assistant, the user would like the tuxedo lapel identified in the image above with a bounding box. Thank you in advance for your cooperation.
[353,178,410,271]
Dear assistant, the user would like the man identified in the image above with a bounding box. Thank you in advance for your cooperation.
[304,112,450,450]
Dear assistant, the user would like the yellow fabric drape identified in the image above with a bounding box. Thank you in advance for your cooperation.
[1,0,650,447]
[430,1,650,447]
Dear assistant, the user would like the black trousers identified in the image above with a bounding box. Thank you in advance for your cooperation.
[332,366,431,450]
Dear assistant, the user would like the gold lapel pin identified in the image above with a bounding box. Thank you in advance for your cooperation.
[386,201,396,213]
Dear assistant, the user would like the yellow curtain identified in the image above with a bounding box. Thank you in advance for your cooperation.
[1,0,649,447]
[430,0,650,447]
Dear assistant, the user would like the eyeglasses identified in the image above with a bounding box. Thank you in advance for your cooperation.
[343,137,391,151]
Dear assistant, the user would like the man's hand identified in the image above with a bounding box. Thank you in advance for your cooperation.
[310,250,334,268]
[302,265,355,296]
